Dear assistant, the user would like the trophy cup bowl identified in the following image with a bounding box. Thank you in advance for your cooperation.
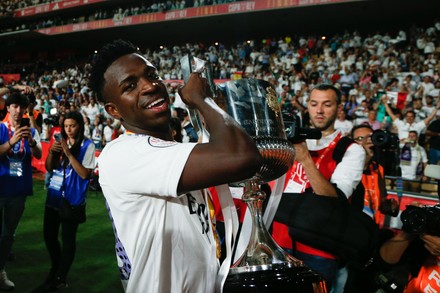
[216,79,294,187]
[215,79,326,292]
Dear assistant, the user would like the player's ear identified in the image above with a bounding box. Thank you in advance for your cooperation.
[105,103,122,120]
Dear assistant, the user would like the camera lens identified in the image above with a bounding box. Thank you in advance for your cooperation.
[371,130,388,147]
[401,206,428,234]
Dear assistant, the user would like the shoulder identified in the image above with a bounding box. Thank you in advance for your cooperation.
[340,139,364,159]
[346,141,364,154]
[333,136,363,163]
[416,120,427,128]
[0,124,6,139]
[100,135,193,159]
[393,118,403,125]
[418,145,427,154]
[83,139,95,150]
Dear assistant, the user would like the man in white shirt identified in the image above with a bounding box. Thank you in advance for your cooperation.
[334,109,353,136]
[272,84,364,290]
[382,96,439,141]
[88,39,262,293]
[82,96,100,123]
[102,117,114,146]
[418,75,435,98]
[399,131,428,192]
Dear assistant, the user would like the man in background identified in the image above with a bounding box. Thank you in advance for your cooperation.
[0,91,42,290]
[400,131,428,192]
[272,84,365,290]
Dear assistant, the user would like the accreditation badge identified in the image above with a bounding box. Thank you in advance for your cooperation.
[9,159,23,177]
[48,170,64,191]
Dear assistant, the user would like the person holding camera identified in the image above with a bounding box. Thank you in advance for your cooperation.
[2,86,42,135]
[329,125,399,293]
[371,204,440,293]
[33,111,95,292]
[0,91,42,291]
[88,39,262,292]
[351,124,398,224]
[272,84,365,290]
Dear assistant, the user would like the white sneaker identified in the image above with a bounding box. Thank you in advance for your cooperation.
[0,270,14,291]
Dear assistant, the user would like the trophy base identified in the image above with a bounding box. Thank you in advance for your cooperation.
[224,265,326,292]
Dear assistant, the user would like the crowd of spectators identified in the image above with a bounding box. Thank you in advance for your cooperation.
[1,0,241,32]
[1,0,57,17]
[1,20,439,174]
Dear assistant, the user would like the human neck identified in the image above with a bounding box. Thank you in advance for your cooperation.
[320,126,336,138]
[68,137,75,146]
[124,125,173,141]
[9,117,19,128]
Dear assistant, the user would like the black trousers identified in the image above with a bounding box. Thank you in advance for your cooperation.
[43,206,80,280]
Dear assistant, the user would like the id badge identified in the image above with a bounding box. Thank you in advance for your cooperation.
[49,170,64,191]
[9,159,23,177]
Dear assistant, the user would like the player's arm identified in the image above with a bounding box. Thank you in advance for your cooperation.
[177,73,262,193]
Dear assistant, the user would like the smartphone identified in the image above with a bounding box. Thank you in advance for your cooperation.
[54,133,62,142]
[20,117,30,128]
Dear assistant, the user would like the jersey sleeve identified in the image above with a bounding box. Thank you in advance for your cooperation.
[82,141,96,169]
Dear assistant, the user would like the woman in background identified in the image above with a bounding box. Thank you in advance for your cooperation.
[33,111,95,292]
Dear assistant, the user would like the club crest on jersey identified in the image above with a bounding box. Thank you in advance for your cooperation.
[148,137,178,148]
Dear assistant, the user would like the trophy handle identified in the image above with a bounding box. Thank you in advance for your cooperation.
[180,54,216,143]
[188,108,207,142]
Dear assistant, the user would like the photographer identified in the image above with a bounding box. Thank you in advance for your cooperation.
[2,89,42,135]
[373,204,440,293]
[351,125,398,224]
[330,125,400,293]
[0,91,42,290]
[33,111,95,292]
[273,84,365,290]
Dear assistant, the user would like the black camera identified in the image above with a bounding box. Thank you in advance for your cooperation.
[43,108,60,126]
[401,204,440,236]
[282,111,321,143]
[43,115,59,126]
[371,130,399,149]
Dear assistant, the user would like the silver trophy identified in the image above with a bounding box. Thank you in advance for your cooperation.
[180,56,326,292]
[218,79,325,292]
